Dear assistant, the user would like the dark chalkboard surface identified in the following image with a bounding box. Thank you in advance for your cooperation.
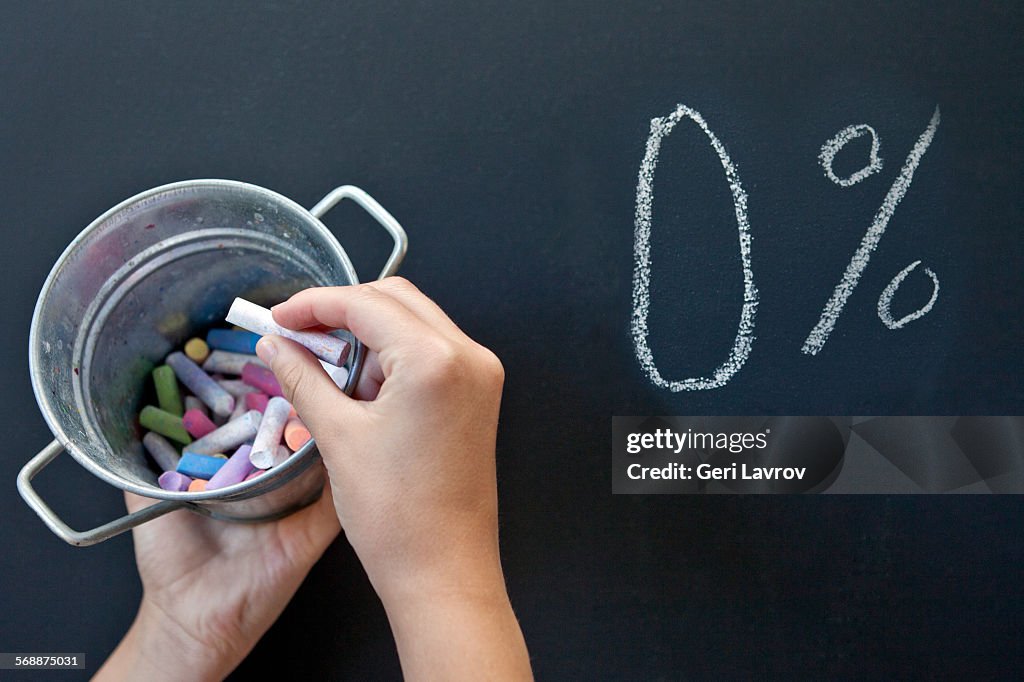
[1,2,1021,678]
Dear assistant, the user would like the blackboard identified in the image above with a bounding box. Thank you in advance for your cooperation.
[1,2,1021,678]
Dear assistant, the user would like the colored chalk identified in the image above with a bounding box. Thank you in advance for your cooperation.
[242,363,283,397]
[207,328,261,355]
[185,410,262,455]
[188,478,207,492]
[203,350,267,375]
[182,408,217,439]
[184,395,208,417]
[230,393,249,419]
[152,365,184,416]
[206,444,256,490]
[249,440,290,466]
[244,469,265,481]
[140,406,192,445]
[245,392,269,412]
[166,351,235,417]
[249,397,291,469]
[226,297,350,366]
[143,432,182,471]
[177,452,227,479]
[218,379,259,397]
[158,471,193,491]
[184,337,210,363]
[284,417,311,451]
[320,359,350,390]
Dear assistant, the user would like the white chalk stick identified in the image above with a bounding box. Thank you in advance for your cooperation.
[203,350,267,375]
[249,397,292,469]
[319,359,350,390]
[186,410,262,456]
[218,379,260,397]
[226,297,350,366]
[229,395,249,420]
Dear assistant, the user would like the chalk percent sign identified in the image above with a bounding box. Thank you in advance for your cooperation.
[632,104,941,391]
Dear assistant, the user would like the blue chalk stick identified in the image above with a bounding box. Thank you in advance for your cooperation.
[176,452,228,480]
[207,329,261,355]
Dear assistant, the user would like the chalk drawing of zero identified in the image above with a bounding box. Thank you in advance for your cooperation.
[631,103,942,391]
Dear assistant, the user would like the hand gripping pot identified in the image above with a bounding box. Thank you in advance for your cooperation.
[19,180,408,546]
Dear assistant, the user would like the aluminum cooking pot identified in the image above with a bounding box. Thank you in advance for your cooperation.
[19,179,407,546]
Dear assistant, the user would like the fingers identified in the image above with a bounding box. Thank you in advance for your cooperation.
[353,351,384,401]
[271,284,434,355]
[363,277,464,339]
[255,335,359,437]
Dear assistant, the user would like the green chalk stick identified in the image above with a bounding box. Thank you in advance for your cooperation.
[139,405,192,445]
[153,365,183,416]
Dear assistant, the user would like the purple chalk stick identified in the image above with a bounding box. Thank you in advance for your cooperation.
[158,471,193,491]
[206,444,256,490]
[143,432,181,471]
[166,351,235,417]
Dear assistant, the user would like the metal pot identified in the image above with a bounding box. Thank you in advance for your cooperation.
[19,179,407,546]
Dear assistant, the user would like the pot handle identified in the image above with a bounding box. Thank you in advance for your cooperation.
[17,440,186,547]
[310,185,408,280]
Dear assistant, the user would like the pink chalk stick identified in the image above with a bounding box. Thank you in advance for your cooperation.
[242,363,283,397]
[245,392,270,412]
[244,469,265,481]
[182,408,218,439]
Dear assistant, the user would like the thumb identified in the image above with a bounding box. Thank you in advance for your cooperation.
[255,335,353,435]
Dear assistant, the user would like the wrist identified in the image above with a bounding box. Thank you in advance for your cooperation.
[374,542,513,630]
[97,598,243,681]
[377,564,532,681]
[369,532,508,615]
[138,596,251,680]
[380,565,511,619]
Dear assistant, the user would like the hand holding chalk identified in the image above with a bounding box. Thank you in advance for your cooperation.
[253,279,531,680]
[102,281,530,681]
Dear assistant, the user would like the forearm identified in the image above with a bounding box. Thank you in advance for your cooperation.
[94,600,242,682]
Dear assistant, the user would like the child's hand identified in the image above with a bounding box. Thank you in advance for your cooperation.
[256,277,531,680]
[95,487,339,681]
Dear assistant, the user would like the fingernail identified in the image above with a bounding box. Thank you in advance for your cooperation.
[255,337,277,363]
